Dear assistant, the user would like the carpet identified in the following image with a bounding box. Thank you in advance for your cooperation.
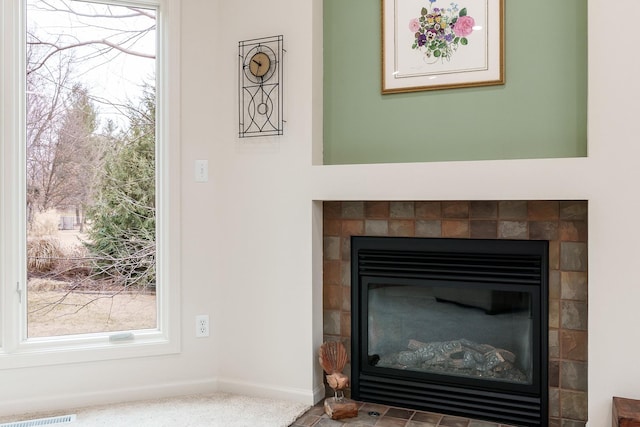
[1,393,310,427]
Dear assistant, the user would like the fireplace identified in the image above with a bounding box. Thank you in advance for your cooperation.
[351,236,549,426]
[323,200,588,425]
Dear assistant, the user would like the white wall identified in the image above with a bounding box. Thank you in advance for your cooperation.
[2,0,639,426]
[0,0,324,417]
[199,0,323,402]
[209,0,640,426]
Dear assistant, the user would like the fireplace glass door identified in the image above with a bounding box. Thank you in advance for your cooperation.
[367,280,536,386]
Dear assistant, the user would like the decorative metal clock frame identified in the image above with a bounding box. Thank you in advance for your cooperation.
[239,35,284,138]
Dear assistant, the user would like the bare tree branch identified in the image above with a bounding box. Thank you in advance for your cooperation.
[28,38,155,76]
[36,0,154,21]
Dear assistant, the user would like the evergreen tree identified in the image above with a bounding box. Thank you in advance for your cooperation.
[84,86,156,288]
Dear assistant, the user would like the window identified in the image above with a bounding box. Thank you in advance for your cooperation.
[0,0,180,367]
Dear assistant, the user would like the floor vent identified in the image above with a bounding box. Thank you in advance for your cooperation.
[0,415,76,427]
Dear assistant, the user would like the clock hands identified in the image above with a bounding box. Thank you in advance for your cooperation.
[247,51,271,79]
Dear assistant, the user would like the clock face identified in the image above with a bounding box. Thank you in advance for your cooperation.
[243,46,276,84]
[249,52,270,78]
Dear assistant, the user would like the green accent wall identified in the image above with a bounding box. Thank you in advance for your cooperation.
[323,1,587,165]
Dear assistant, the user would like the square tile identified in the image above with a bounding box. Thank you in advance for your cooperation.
[365,202,390,219]
[365,220,389,236]
[385,408,414,420]
[469,201,498,219]
[410,412,442,424]
[416,220,442,237]
[470,220,497,239]
[342,202,365,219]
[498,221,527,239]
[415,202,441,219]
[442,220,469,238]
[439,415,470,426]
[389,220,415,236]
[374,416,408,427]
[528,201,559,220]
[442,201,469,218]
[559,201,588,220]
[390,202,415,219]
[498,201,527,219]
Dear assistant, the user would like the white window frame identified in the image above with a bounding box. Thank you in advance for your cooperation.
[0,0,181,369]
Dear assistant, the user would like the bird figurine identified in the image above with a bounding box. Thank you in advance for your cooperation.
[319,341,349,401]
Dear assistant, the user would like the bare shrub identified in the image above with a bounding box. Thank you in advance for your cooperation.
[27,237,63,272]
[28,278,69,292]
[55,244,93,278]
[30,209,60,237]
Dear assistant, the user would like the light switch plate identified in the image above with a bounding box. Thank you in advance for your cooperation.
[195,160,208,182]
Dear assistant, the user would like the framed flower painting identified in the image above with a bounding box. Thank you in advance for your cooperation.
[382,0,504,93]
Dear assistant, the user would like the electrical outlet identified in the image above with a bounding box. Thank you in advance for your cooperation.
[196,314,209,337]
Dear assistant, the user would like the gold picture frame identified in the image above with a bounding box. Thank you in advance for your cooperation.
[382,0,504,94]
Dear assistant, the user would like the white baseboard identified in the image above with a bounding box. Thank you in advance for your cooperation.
[216,377,324,406]
[0,377,218,418]
[0,376,323,418]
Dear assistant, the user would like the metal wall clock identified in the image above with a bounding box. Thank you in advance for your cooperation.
[238,35,284,138]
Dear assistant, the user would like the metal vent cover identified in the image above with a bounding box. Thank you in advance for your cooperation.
[0,415,76,427]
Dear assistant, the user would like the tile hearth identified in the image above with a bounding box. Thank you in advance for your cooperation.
[290,401,516,427]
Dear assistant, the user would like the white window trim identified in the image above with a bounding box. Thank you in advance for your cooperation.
[0,0,181,369]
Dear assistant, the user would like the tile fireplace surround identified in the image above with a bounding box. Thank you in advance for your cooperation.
[322,200,588,426]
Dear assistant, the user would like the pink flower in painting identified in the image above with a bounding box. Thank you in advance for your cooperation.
[409,18,420,33]
[453,15,475,37]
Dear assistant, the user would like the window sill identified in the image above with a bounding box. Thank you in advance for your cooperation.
[0,330,179,370]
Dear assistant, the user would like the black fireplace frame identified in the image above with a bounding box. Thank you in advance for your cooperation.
[351,236,549,426]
